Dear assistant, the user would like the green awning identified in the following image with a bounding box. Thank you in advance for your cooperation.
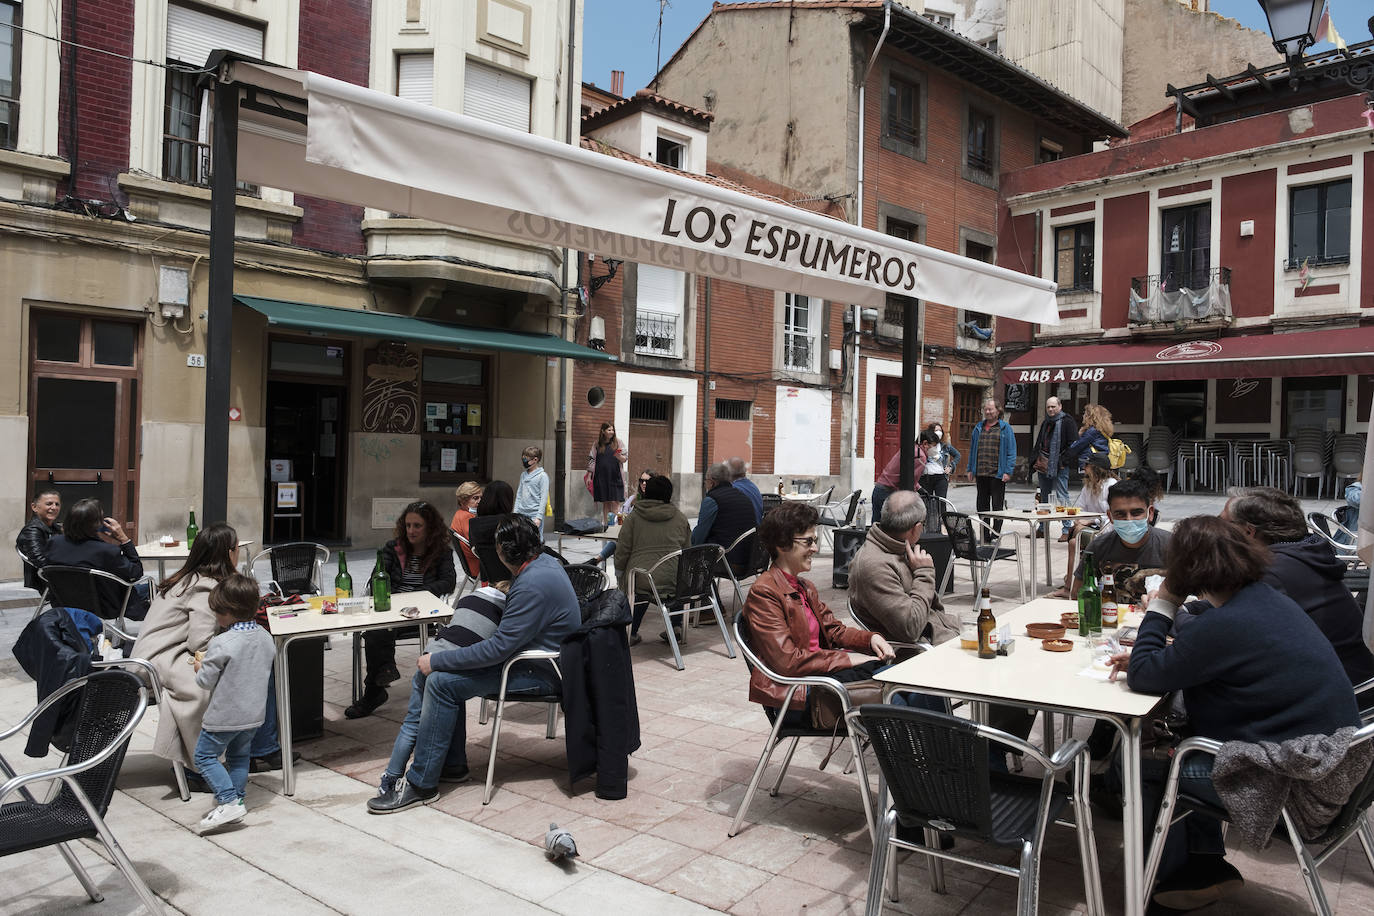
[235,295,615,362]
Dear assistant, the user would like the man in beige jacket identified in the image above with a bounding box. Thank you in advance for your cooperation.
[848,489,959,648]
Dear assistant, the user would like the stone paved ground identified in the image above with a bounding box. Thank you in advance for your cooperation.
[2,484,1372,914]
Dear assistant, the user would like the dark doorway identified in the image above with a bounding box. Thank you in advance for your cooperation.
[1283,376,1344,437]
[1154,380,1207,440]
[1160,203,1211,290]
[265,339,349,542]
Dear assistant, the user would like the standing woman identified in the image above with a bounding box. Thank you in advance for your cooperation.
[348,501,457,719]
[1063,403,1113,472]
[449,481,483,575]
[918,422,960,504]
[589,422,629,524]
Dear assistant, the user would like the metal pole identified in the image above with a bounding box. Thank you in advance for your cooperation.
[899,298,919,489]
[203,74,238,525]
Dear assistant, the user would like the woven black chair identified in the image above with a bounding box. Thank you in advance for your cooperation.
[631,544,736,671]
[728,611,876,840]
[1143,725,1374,915]
[720,527,770,607]
[849,704,1102,916]
[251,542,329,596]
[39,565,154,648]
[449,529,480,600]
[15,546,52,622]
[564,564,609,607]
[940,511,1024,601]
[761,492,784,514]
[0,669,162,913]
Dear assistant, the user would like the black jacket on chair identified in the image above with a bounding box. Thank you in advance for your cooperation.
[560,589,641,800]
[16,517,61,591]
[12,609,94,757]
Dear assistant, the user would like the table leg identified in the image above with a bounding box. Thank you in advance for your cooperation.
[275,638,296,797]
[1111,715,1146,916]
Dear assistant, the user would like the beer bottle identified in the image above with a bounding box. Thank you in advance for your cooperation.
[335,551,352,600]
[370,548,391,613]
[1101,573,1119,628]
[1078,551,1102,637]
[186,507,198,546]
[976,588,997,659]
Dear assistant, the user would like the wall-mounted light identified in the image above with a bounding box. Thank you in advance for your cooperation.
[589,316,606,350]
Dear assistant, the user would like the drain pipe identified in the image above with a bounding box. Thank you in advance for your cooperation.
[851,0,890,499]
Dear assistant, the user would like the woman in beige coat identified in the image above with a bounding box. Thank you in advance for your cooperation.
[132,523,241,778]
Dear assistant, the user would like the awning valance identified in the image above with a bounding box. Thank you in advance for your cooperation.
[235,295,616,362]
[1001,328,1374,384]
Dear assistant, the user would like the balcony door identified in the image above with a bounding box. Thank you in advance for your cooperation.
[1160,203,1211,290]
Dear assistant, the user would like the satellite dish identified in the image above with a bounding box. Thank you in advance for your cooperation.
[587,386,606,408]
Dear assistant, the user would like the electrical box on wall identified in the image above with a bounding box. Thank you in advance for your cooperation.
[828,349,842,371]
[158,265,189,318]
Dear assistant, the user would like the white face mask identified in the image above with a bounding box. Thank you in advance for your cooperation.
[935,431,943,440]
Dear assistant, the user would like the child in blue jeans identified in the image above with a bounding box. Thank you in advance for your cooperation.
[193,573,276,832]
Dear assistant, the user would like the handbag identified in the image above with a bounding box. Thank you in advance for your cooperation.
[810,678,884,730]
[1033,453,1049,474]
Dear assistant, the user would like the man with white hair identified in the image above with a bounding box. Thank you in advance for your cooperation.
[848,490,958,647]
[726,456,764,520]
[691,462,759,575]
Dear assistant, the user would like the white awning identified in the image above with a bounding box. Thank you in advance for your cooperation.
[227,60,1056,321]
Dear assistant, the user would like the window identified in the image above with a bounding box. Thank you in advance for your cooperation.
[1039,138,1063,163]
[163,2,264,186]
[397,53,434,106]
[966,108,994,173]
[0,0,19,150]
[962,241,994,336]
[1160,202,1211,290]
[635,265,684,357]
[419,354,488,481]
[656,135,685,170]
[1289,179,1351,268]
[1054,223,1094,291]
[464,59,531,132]
[715,399,752,421]
[978,37,999,54]
[923,12,953,27]
[783,293,818,373]
[885,74,919,149]
[884,217,920,326]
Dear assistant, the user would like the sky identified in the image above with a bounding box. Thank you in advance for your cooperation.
[582,0,1370,97]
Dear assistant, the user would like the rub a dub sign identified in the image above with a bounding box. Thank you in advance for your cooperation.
[1014,366,1107,383]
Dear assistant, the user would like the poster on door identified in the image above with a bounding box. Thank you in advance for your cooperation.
[276,482,299,509]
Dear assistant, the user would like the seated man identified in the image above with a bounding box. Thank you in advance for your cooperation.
[614,475,690,646]
[691,462,760,575]
[367,515,579,813]
[1060,477,1169,605]
[16,488,62,591]
[1221,486,1374,685]
[847,489,958,650]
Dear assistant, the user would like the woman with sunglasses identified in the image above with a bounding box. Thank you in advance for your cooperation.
[742,501,894,723]
[347,500,457,719]
[595,468,655,567]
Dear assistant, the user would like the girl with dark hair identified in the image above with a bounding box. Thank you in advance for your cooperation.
[348,501,457,719]
[46,497,149,620]
[588,422,629,524]
[469,481,517,585]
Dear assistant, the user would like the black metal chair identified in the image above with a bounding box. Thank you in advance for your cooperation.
[761,492,784,514]
[940,512,1024,600]
[250,542,329,596]
[449,529,480,600]
[38,565,154,649]
[728,611,876,840]
[564,564,609,607]
[850,704,1102,916]
[818,490,863,549]
[721,527,770,606]
[1143,723,1374,915]
[0,669,163,914]
[631,544,736,671]
[16,546,52,622]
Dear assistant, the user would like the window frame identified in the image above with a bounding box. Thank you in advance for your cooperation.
[1159,201,1212,290]
[880,61,925,161]
[958,235,996,340]
[1287,177,1352,269]
[1053,222,1095,292]
[0,0,20,152]
[782,293,819,374]
[655,134,686,170]
[962,102,998,187]
[418,351,490,484]
[633,264,686,359]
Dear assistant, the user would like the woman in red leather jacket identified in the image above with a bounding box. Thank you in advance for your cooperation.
[742,501,894,720]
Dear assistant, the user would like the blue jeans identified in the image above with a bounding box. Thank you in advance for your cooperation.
[249,668,280,758]
[194,728,255,804]
[388,660,561,789]
[1140,754,1226,884]
[1037,468,1072,534]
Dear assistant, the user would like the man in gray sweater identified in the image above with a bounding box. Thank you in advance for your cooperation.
[193,574,276,833]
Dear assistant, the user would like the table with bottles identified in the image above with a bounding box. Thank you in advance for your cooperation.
[978,507,1103,592]
[876,596,1165,916]
[134,539,255,581]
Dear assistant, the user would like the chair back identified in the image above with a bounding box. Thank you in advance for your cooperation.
[943,512,980,563]
[674,544,727,601]
[260,543,328,595]
[1308,721,1374,845]
[761,493,783,513]
[39,565,133,620]
[564,564,609,607]
[450,530,480,582]
[841,490,862,525]
[856,704,996,839]
[1308,512,1359,560]
[56,669,147,816]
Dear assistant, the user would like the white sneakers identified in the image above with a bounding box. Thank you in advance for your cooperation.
[198,798,247,833]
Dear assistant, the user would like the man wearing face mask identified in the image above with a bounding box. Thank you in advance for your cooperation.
[1068,477,1170,605]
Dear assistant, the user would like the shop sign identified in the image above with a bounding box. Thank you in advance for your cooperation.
[1012,366,1107,383]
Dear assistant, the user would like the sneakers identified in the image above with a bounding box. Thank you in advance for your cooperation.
[249,750,303,773]
[1152,856,1244,911]
[627,633,643,647]
[375,663,402,687]
[367,777,439,814]
[345,686,388,719]
[199,799,247,833]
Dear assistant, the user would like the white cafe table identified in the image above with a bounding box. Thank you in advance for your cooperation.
[134,539,255,581]
[266,590,452,796]
[874,597,1165,916]
[979,508,1102,591]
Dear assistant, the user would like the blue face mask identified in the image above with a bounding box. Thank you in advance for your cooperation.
[1112,519,1150,543]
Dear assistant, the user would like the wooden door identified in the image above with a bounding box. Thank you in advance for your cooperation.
[874,374,902,475]
[629,395,674,479]
[953,384,983,470]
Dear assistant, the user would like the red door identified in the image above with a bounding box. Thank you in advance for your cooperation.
[874,375,902,476]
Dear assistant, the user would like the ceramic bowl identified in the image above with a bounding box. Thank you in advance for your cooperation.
[1026,622,1066,640]
[1042,638,1074,652]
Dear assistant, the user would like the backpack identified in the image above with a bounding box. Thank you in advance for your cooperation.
[1107,437,1131,470]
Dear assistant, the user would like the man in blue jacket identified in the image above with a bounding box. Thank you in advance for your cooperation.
[964,397,1016,543]
[368,515,579,813]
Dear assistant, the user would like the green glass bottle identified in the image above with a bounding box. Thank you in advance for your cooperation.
[186,507,198,546]
[370,548,391,613]
[335,551,353,600]
[1078,550,1102,638]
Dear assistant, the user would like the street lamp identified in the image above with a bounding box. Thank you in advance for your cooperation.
[1256,0,1326,62]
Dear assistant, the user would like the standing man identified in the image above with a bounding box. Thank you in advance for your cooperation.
[692,463,759,575]
[726,457,764,521]
[965,397,1015,542]
[1032,397,1077,539]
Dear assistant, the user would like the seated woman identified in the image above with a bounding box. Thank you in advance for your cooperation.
[449,481,483,577]
[1115,515,1360,911]
[467,481,516,585]
[347,501,457,719]
[741,501,895,725]
[45,497,150,621]
[613,474,690,646]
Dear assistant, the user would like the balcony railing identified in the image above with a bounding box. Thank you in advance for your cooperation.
[783,333,814,372]
[1128,266,1232,326]
[634,310,678,357]
[163,135,260,194]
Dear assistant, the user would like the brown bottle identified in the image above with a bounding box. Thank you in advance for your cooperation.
[1101,573,1119,628]
[976,588,997,659]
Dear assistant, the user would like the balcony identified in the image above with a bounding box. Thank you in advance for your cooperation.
[1128,267,1232,328]
[635,310,679,357]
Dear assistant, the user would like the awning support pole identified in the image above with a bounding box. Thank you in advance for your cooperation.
[204,74,238,526]
[898,298,919,490]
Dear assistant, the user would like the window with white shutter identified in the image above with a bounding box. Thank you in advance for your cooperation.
[783,293,817,373]
[463,59,531,132]
[166,3,264,67]
[396,54,434,106]
[635,265,684,358]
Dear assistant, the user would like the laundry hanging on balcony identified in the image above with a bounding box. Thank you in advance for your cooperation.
[1129,269,1233,325]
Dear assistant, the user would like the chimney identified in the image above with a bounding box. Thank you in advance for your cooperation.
[611,70,625,97]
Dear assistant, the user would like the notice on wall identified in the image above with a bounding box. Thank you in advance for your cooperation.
[467,405,481,427]
[276,482,299,509]
[269,459,292,482]
[426,402,448,420]
[773,387,832,477]
[440,447,458,472]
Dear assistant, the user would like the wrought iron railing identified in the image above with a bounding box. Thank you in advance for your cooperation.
[162,135,259,194]
[783,334,814,372]
[1128,266,1232,325]
[634,310,678,357]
